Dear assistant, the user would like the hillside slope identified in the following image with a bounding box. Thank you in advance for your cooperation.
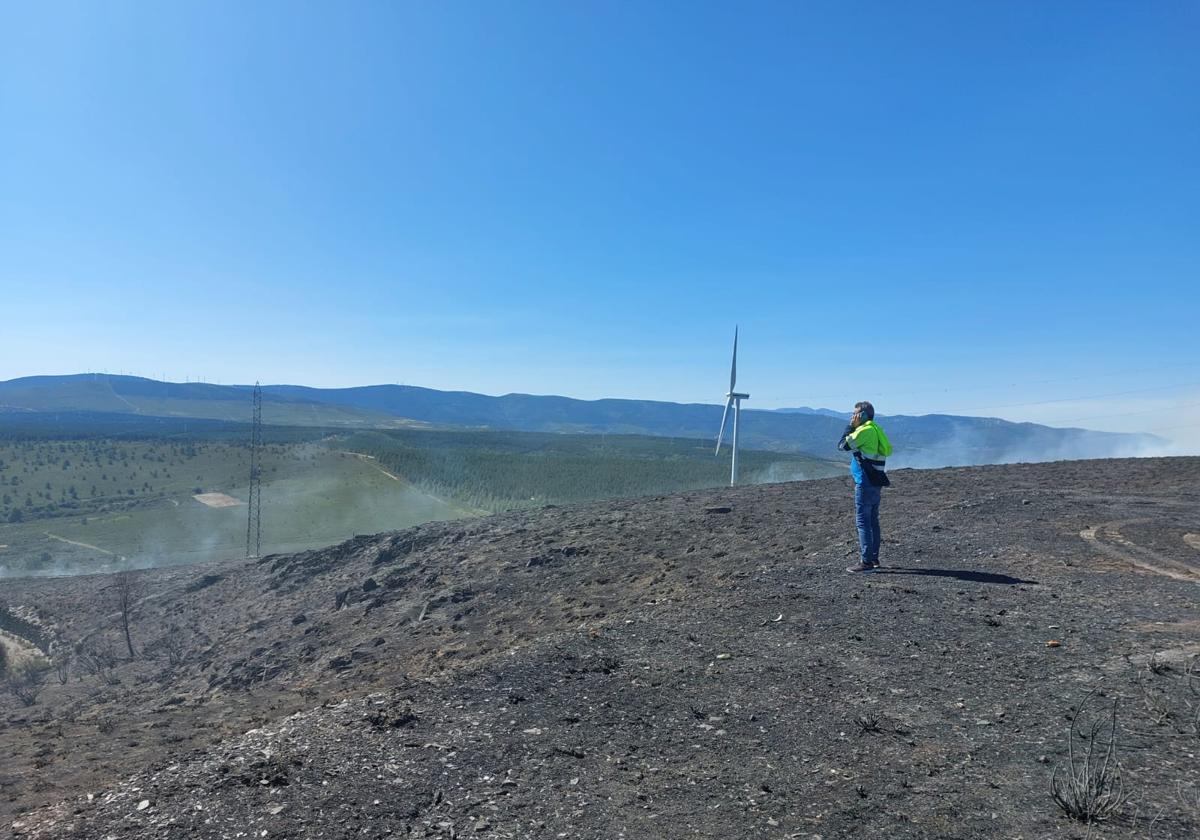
[0,374,1161,465]
[265,383,1159,465]
[0,375,406,428]
[3,458,1199,839]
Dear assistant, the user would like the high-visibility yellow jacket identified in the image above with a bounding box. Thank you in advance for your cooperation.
[841,419,893,486]
[845,420,893,461]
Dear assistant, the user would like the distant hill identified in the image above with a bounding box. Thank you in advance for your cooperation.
[260,384,1160,466]
[0,374,410,428]
[0,374,1162,466]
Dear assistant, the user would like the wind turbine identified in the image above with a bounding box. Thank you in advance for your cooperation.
[715,326,749,485]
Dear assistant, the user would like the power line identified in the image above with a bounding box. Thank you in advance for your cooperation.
[246,382,263,559]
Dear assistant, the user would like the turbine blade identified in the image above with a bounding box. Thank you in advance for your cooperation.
[715,396,733,455]
[729,326,738,392]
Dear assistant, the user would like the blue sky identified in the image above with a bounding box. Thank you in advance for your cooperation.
[1,2,1197,438]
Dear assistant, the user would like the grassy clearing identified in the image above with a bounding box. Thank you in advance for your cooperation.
[117,397,404,428]
[0,438,256,523]
[337,428,844,511]
[0,422,844,577]
[0,449,470,576]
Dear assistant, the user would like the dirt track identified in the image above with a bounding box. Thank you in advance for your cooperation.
[0,631,45,670]
[2,457,1198,839]
[42,533,120,557]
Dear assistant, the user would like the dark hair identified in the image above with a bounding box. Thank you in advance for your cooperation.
[854,401,875,421]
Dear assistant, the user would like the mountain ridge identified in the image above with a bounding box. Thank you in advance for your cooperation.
[0,374,1163,467]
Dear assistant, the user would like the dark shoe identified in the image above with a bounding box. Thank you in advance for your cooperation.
[845,563,876,573]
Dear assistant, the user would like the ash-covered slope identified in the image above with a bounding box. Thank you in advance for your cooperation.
[4,458,1200,839]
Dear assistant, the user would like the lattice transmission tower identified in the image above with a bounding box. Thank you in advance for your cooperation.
[246,382,263,558]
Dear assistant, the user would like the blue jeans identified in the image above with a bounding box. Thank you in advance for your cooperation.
[855,482,882,566]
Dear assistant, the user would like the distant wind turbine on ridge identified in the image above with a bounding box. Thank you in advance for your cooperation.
[715,327,749,486]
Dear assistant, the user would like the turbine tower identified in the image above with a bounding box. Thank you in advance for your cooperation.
[715,327,749,485]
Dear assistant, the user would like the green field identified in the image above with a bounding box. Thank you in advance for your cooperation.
[336,428,843,510]
[0,445,471,576]
[0,422,843,577]
[0,438,261,523]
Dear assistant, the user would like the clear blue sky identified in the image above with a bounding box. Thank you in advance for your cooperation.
[2,2,1197,438]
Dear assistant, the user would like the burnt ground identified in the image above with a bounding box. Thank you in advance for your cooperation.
[2,457,1199,839]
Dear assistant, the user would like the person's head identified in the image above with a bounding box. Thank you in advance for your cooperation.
[851,400,874,428]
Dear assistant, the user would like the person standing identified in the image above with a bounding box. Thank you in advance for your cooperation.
[837,401,893,573]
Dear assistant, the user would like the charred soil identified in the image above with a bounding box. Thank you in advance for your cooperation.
[3,457,1199,839]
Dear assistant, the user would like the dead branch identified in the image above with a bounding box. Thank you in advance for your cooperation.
[1050,689,1128,824]
[4,661,47,707]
